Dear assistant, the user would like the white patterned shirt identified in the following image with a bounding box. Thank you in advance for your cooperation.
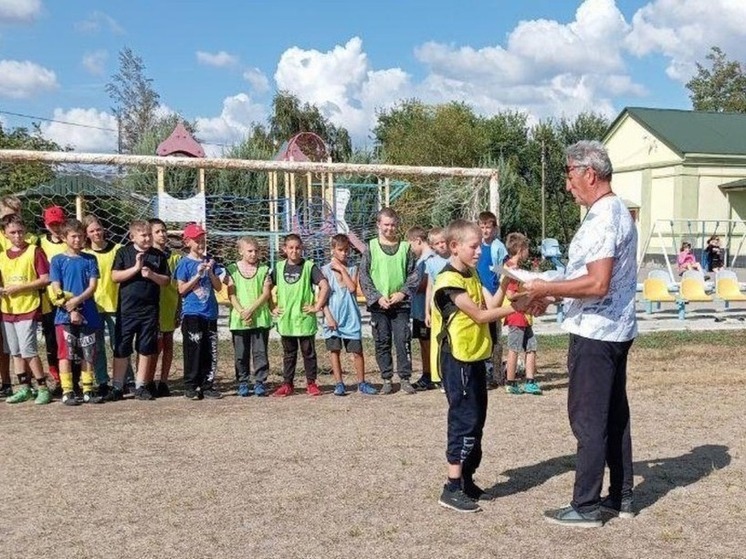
[561,195,638,342]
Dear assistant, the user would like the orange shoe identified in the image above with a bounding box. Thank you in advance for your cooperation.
[272,383,294,397]
[306,382,322,396]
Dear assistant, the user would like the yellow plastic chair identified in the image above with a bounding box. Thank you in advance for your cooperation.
[642,277,682,317]
[680,272,713,303]
[715,271,746,309]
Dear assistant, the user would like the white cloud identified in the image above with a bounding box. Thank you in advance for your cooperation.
[0,59,57,98]
[243,67,270,93]
[81,50,108,76]
[40,108,118,152]
[75,11,124,35]
[626,0,746,81]
[196,50,239,68]
[0,0,42,23]
[195,93,267,155]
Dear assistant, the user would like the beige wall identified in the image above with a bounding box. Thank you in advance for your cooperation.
[606,116,681,170]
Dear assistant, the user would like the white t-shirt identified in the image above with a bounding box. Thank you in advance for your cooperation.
[561,195,638,342]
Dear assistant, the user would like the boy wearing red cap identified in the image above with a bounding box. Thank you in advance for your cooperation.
[107,220,170,401]
[173,223,223,400]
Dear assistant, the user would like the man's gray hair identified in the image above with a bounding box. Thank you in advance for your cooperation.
[565,140,613,181]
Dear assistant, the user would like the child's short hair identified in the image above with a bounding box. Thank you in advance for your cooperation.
[427,227,444,244]
[61,218,85,237]
[406,226,427,242]
[506,232,529,256]
[330,234,350,249]
[237,235,260,250]
[377,207,399,223]
[149,218,167,229]
[445,219,480,245]
[477,211,497,226]
[0,196,22,216]
[1,213,24,231]
[130,220,151,233]
[283,233,302,246]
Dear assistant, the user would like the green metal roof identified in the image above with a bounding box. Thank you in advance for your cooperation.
[19,174,148,201]
[607,107,746,157]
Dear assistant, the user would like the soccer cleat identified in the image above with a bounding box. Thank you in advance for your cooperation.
[34,387,52,405]
[102,387,124,402]
[333,382,346,396]
[156,382,171,398]
[600,495,636,519]
[184,389,201,401]
[543,505,603,528]
[62,391,80,406]
[357,381,378,395]
[412,375,436,391]
[134,386,155,401]
[253,382,267,397]
[237,383,251,397]
[379,380,393,395]
[202,387,223,399]
[522,380,542,395]
[438,485,482,513]
[505,383,523,395]
[272,383,294,397]
[83,391,104,404]
[306,382,322,396]
[5,386,33,404]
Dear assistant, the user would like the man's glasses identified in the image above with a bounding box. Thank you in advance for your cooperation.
[565,164,587,177]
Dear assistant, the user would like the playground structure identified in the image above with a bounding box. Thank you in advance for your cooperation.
[0,138,498,271]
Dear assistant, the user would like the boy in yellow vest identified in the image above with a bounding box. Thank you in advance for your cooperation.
[430,219,536,513]
[0,214,52,404]
[359,207,420,395]
[270,233,329,397]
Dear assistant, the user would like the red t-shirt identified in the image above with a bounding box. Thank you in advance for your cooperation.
[1,245,50,322]
[504,270,530,328]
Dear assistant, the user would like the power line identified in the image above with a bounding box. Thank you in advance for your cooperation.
[0,108,235,148]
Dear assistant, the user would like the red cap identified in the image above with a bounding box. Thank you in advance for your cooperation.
[43,206,65,226]
[182,223,206,240]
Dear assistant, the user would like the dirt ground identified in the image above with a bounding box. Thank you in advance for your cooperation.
[1,332,744,559]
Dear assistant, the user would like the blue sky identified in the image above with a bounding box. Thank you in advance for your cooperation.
[1,0,745,154]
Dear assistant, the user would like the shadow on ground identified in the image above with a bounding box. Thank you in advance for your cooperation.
[487,444,731,511]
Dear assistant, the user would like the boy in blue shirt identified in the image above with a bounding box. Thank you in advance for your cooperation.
[174,223,223,400]
[49,219,102,406]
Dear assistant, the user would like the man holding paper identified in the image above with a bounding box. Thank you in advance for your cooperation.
[523,140,638,528]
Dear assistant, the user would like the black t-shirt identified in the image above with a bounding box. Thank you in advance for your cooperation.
[269,259,324,286]
[113,244,170,312]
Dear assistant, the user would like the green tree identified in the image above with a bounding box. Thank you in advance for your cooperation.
[686,46,746,112]
[106,47,161,153]
[0,123,63,196]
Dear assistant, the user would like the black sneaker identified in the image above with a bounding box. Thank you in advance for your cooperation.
[51,385,63,399]
[0,384,13,399]
[102,387,124,402]
[83,391,105,404]
[463,481,492,501]
[184,389,202,400]
[134,386,155,401]
[62,391,80,407]
[156,382,171,398]
[543,505,602,528]
[97,383,110,398]
[438,485,482,513]
[146,381,158,398]
[412,376,436,391]
[600,495,635,519]
[202,387,223,399]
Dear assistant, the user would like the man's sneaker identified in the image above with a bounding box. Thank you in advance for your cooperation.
[272,383,294,397]
[600,495,636,519]
[400,379,416,395]
[184,389,202,401]
[522,380,542,395]
[134,386,155,401]
[0,385,13,399]
[83,391,104,404]
[253,382,267,397]
[237,383,251,397]
[306,382,322,396]
[357,381,378,395]
[34,387,52,405]
[62,391,80,406]
[438,485,482,513]
[202,387,223,399]
[543,505,603,528]
[505,383,523,395]
[146,381,158,398]
[412,376,436,391]
[5,386,33,404]
[380,380,393,395]
[156,382,171,398]
[102,387,124,402]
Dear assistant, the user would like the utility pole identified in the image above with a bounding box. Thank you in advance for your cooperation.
[541,138,546,240]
